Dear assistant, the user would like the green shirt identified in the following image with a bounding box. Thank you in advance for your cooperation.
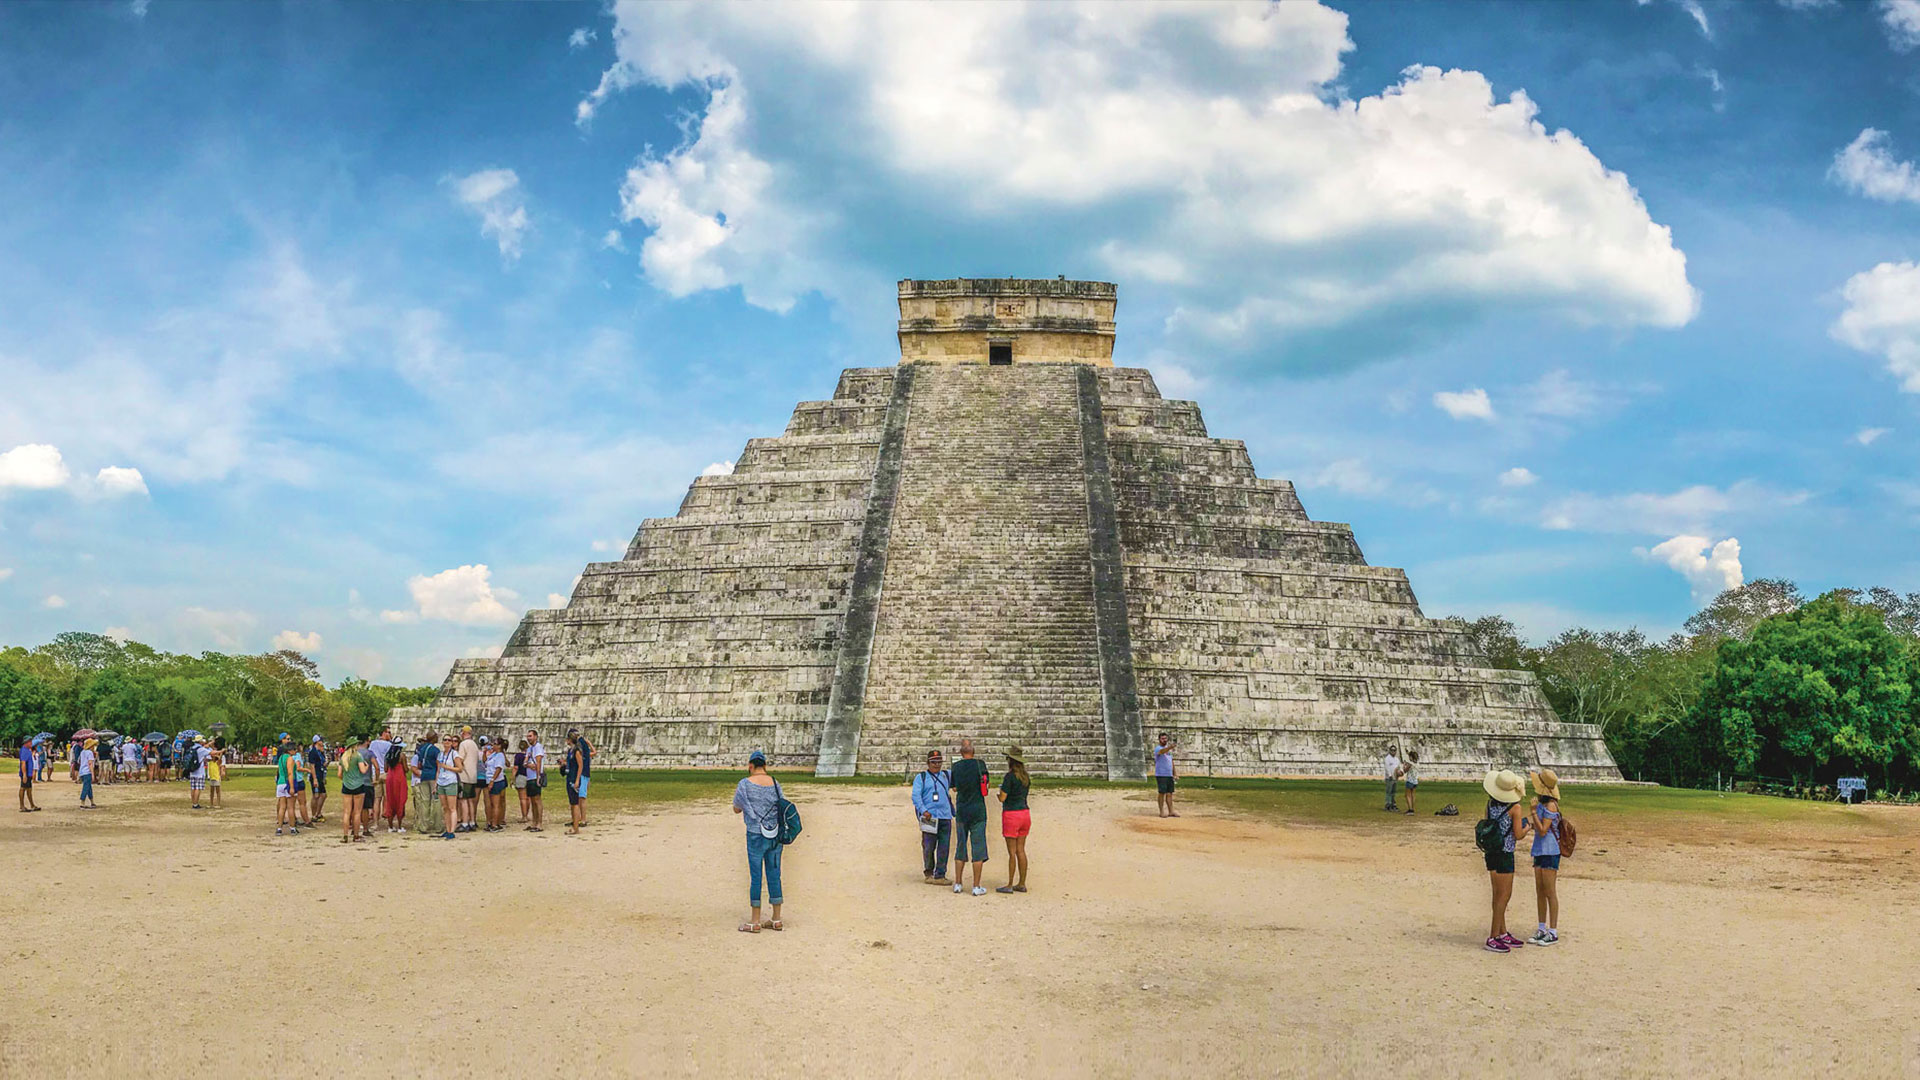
[1000,772,1030,812]
[341,748,370,792]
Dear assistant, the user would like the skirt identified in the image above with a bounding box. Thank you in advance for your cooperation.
[1001,809,1031,839]
[385,770,409,811]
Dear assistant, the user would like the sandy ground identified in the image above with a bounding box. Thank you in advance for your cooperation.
[3,776,1918,1079]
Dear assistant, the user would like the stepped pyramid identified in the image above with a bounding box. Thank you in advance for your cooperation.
[391,279,1620,782]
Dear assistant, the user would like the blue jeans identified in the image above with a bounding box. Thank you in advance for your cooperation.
[80,776,93,802]
[747,832,783,907]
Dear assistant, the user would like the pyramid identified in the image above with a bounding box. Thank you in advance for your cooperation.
[391,279,1620,782]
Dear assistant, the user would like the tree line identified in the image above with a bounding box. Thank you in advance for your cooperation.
[0,632,435,752]
[1456,580,1920,793]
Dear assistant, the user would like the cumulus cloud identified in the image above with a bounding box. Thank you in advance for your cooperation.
[568,26,596,51]
[1499,467,1538,487]
[1643,534,1743,600]
[464,644,506,660]
[382,564,520,626]
[547,592,570,608]
[450,168,530,261]
[104,626,131,642]
[1831,129,1920,203]
[600,229,626,251]
[91,466,149,497]
[1880,0,1920,50]
[1541,481,1805,535]
[1303,458,1388,497]
[43,594,67,610]
[1856,426,1891,445]
[1433,388,1496,421]
[0,444,72,490]
[178,606,256,648]
[700,460,736,476]
[578,1,1695,360]
[1832,261,1920,391]
[272,629,323,653]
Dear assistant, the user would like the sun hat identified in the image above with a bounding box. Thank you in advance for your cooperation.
[1483,769,1526,804]
[1005,745,1026,764]
[1530,768,1562,802]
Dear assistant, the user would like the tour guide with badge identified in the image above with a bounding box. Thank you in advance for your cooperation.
[912,750,954,883]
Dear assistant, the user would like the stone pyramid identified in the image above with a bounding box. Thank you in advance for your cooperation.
[391,279,1620,782]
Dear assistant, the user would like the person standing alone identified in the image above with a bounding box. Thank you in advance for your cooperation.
[18,740,39,812]
[911,750,953,885]
[77,739,98,809]
[948,738,990,896]
[1152,733,1179,818]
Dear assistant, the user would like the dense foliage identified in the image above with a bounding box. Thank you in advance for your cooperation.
[0,632,434,750]
[1455,581,1920,791]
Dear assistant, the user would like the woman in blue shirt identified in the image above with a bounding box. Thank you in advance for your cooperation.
[732,749,784,933]
[1529,769,1564,947]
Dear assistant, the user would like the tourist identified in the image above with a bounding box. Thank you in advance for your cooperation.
[78,738,98,808]
[339,734,373,843]
[1529,769,1563,946]
[513,738,530,823]
[1152,732,1178,818]
[1401,750,1420,815]
[413,733,441,834]
[995,745,1031,894]
[121,739,141,784]
[911,749,953,884]
[207,739,225,809]
[274,739,299,834]
[436,734,461,839]
[305,735,329,825]
[456,726,480,833]
[731,748,784,933]
[522,730,546,832]
[39,741,54,783]
[1482,769,1532,953]
[154,739,170,783]
[563,728,594,835]
[187,736,210,809]
[69,738,79,784]
[382,737,410,833]
[18,739,39,812]
[948,737,990,896]
[1383,745,1402,812]
[147,741,160,783]
[484,737,507,831]
[367,727,394,826]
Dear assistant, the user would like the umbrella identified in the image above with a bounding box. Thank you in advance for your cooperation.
[33,732,53,741]
[71,728,97,741]
[142,732,167,743]
[96,730,120,739]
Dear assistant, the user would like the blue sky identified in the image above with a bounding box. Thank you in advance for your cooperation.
[3,0,1920,684]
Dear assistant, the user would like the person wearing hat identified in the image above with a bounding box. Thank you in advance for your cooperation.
[731,749,784,932]
[187,735,211,810]
[367,726,394,826]
[338,732,374,843]
[1481,769,1533,953]
[912,749,954,884]
[303,735,328,825]
[995,746,1032,894]
[77,738,98,808]
[1528,769,1564,947]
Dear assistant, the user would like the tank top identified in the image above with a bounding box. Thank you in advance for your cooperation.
[1532,804,1561,857]
[1486,798,1516,853]
[342,749,370,792]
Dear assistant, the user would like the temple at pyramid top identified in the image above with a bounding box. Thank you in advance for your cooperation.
[897,277,1117,366]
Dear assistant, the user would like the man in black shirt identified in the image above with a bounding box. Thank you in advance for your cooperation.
[948,737,990,896]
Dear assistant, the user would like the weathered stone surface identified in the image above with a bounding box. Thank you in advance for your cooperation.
[392,280,1620,781]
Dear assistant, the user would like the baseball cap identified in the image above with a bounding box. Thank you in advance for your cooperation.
[748,748,767,765]
[311,735,323,744]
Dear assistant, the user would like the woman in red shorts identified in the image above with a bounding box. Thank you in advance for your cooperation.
[995,745,1032,894]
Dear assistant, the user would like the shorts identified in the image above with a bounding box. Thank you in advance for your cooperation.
[362,789,375,811]
[189,777,206,791]
[295,778,308,793]
[17,776,29,790]
[1533,854,1561,871]
[437,781,458,799]
[276,783,291,798]
[513,776,527,790]
[953,816,988,862]
[1404,780,1419,788]
[458,782,477,800]
[1001,808,1031,839]
[489,780,508,796]
[1155,775,1175,795]
[525,779,543,798]
[1484,848,1516,874]
[574,775,590,798]
[565,784,581,807]
[208,779,221,788]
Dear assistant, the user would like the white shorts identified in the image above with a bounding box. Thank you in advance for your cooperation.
[275,783,291,798]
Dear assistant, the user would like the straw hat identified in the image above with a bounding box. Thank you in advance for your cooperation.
[1530,768,1561,802]
[1005,745,1026,764]
[1483,769,1526,804]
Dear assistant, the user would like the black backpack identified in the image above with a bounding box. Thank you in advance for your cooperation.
[1474,814,1502,853]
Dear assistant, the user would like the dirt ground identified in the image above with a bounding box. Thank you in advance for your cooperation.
[3,775,1917,1079]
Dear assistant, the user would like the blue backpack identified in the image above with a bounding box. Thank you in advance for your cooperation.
[771,779,802,846]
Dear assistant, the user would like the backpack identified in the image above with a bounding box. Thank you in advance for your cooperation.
[771,779,802,846]
[1474,816,1501,853]
[1555,813,1577,857]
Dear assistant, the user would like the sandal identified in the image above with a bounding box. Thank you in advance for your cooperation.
[995,886,1017,894]
[738,922,760,933]
[762,920,783,931]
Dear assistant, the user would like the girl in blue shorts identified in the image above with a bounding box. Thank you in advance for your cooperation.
[1529,769,1564,947]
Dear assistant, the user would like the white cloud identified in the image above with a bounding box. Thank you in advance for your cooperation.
[91,466,149,498]
[1880,0,1920,50]
[547,593,570,608]
[129,0,149,17]
[1643,534,1743,600]
[1499,467,1538,488]
[1520,369,1604,418]
[271,629,323,653]
[1303,458,1388,497]
[1832,261,1920,391]
[700,460,736,476]
[580,2,1695,353]
[178,606,257,649]
[1830,129,1920,204]
[1678,0,1713,39]
[1855,427,1891,446]
[0,444,72,490]
[590,538,627,553]
[1151,362,1207,398]
[1541,481,1805,535]
[42,594,67,610]
[389,564,520,626]
[464,644,506,660]
[600,229,626,251]
[104,626,130,642]
[450,168,530,261]
[0,568,12,582]
[1433,388,1496,421]
[568,26,596,51]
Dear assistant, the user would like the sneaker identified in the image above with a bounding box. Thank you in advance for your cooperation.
[971,886,987,897]
[952,882,964,894]
[1484,936,1511,953]
[275,827,283,835]
[1529,931,1557,947]
[930,877,951,886]
[1498,933,1526,948]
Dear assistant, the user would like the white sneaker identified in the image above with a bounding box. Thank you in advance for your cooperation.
[953,882,963,894]
[971,886,987,897]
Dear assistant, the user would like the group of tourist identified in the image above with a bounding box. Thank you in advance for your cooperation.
[268,725,595,842]
[1382,745,1423,813]
[14,733,227,812]
[1480,767,1568,953]
[905,737,1033,898]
